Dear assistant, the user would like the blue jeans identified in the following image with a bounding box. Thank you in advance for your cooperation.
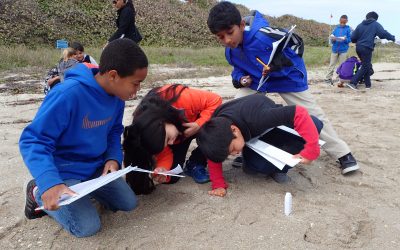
[35,169,137,238]
[243,116,323,175]
[350,46,373,88]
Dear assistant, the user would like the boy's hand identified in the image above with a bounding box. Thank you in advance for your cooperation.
[293,154,313,165]
[152,167,171,183]
[240,76,252,87]
[41,184,77,211]
[262,65,271,77]
[183,122,200,138]
[208,188,227,197]
[102,160,119,176]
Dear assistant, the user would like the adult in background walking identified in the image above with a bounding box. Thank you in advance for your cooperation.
[348,11,395,90]
[325,15,351,85]
[106,0,142,47]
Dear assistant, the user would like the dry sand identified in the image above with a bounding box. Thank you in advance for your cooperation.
[0,63,399,249]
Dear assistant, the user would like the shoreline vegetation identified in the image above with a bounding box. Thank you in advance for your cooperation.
[0,45,399,72]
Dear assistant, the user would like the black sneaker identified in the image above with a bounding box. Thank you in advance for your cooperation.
[24,180,46,219]
[271,173,291,183]
[338,153,360,174]
[232,156,243,168]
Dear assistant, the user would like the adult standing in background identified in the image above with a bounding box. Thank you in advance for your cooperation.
[348,11,395,90]
[324,15,351,85]
[106,0,142,47]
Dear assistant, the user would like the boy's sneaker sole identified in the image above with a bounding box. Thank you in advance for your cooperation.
[24,180,46,220]
[347,83,357,90]
[341,164,360,174]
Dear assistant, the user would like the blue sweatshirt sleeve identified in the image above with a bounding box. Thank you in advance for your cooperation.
[19,91,71,194]
[103,102,124,166]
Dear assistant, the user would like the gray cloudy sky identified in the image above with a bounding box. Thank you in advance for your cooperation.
[230,0,399,40]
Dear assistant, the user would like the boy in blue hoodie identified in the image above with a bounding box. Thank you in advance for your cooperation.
[207,1,359,175]
[348,11,395,90]
[20,38,148,238]
[325,15,352,85]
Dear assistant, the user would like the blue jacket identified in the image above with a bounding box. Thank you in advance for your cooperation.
[351,19,395,50]
[331,25,351,53]
[225,11,308,93]
[19,64,125,195]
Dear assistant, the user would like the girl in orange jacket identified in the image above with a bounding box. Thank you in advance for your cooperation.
[123,84,222,194]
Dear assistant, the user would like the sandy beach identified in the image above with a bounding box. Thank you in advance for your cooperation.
[0,62,399,249]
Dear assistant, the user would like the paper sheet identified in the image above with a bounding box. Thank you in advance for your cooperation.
[36,165,185,210]
[246,138,301,169]
[128,165,185,177]
[257,25,296,91]
[36,166,134,210]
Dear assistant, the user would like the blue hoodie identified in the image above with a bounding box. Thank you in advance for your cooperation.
[351,19,395,50]
[331,25,351,53]
[19,64,125,196]
[225,11,308,93]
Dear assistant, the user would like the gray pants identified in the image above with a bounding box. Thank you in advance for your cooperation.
[325,52,348,81]
[235,88,351,159]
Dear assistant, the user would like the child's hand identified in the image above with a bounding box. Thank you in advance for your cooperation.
[262,65,271,77]
[240,76,252,87]
[293,154,313,165]
[208,188,227,197]
[183,122,200,138]
[41,184,77,211]
[152,167,171,183]
[102,160,119,176]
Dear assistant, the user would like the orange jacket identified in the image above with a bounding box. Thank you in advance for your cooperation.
[155,85,222,170]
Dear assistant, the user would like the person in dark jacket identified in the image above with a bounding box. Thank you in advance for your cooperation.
[107,0,141,46]
[348,11,395,90]
[196,94,323,197]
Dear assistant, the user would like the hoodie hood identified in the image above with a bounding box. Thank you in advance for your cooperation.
[362,19,376,25]
[63,63,111,99]
[243,11,269,43]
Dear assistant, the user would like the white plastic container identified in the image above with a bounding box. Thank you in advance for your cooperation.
[284,192,292,216]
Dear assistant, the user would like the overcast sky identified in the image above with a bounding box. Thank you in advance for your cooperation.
[229,0,399,40]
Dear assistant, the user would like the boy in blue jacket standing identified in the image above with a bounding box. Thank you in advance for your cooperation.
[207,1,359,175]
[19,39,148,238]
[325,15,352,85]
[348,11,395,90]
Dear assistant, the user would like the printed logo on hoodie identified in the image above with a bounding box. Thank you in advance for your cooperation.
[82,114,112,129]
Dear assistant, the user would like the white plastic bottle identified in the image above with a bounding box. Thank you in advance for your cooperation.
[284,192,292,216]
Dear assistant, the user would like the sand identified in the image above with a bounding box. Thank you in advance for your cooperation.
[0,63,399,249]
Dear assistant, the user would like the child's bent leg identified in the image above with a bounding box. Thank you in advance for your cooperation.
[279,90,351,159]
[242,146,287,175]
[35,179,101,238]
[91,177,137,212]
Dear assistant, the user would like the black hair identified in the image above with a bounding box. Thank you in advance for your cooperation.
[207,1,242,34]
[99,38,148,77]
[366,11,378,21]
[123,124,155,194]
[340,15,348,20]
[70,41,84,52]
[196,117,235,163]
[123,94,185,194]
